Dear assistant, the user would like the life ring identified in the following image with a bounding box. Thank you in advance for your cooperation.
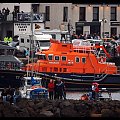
[99,56,106,63]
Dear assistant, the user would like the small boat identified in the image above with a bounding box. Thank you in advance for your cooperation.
[20,76,48,99]
[22,36,120,91]
[0,43,26,88]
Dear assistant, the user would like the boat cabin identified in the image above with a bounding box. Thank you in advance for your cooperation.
[23,39,117,75]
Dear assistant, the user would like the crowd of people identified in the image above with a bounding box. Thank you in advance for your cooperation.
[71,31,120,40]
[80,82,100,101]
[48,78,66,100]
[1,86,21,104]
[0,7,10,21]
[71,31,120,58]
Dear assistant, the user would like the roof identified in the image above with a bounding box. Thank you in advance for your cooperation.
[0,44,16,50]
[0,55,22,63]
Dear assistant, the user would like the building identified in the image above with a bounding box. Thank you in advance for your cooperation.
[0,3,120,40]
[0,3,45,40]
[39,3,120,38]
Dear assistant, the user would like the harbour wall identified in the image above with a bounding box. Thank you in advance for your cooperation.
[0,98,120,117]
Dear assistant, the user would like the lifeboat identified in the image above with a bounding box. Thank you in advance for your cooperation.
[22,38,120,90]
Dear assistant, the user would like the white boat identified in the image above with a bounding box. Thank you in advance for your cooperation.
[20,76,48,99]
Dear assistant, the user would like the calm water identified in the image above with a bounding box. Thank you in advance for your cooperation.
[66,91,120,100]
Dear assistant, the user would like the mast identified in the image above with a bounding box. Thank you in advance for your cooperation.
[31,5,34,77]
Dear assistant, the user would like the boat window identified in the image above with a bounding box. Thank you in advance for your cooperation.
[82,57,86,64]
[0,49,5,55]
[75,57,80,63]
[55,56,60,61]
[51,34,56,39]
[48,55,53,60]
[38,54,46,60]
[60,68,62,72]
[54,67,58,72]
[62,56,67,61]
[63,68,67,72]
[50,67,52,72]
[7,49,14,55]
[27,79,31,85]
[42,67,47,72]
[39,40,50,47]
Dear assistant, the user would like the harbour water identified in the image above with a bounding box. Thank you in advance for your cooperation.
[66,91,120,100]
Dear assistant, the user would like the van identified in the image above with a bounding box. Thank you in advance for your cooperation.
[14,32,52,52]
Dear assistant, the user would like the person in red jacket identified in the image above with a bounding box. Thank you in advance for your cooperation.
[48,79,54,100]
[92,82,99,100]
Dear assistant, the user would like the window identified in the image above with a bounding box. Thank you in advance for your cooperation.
[55,56,60,61]
[45,6,50,21]
[75,57,80,63]
[79,7,86,21]
[50,67,52,72]
[62,56,67,61]
[48,55,53,60]
[21,38,24,43]
[63,68,67,72]
[27,39,29,43]
[42,67,47,72]
[82,57,86,64]
[63,7,68,22]
[32,4,39,13]
[93,7,99,21]
[111,7,117,21]
[51,34,56,39]
[38,55,46,60]
[111,27,117,36]
[60,68,62,72]
[54,67,58,72]
[0,49,5,55]
[14,6,19,13]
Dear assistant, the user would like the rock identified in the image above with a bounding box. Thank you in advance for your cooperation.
[61,107,80,117]
[90,113,102,117]
[39,110,54,117]
[54,108,61,117]
[34,101,45,109]
[101,109,116,117]
[27,106,37,117]
[27,101,35,108]
[17,108,30,117]
[62,100,72,107]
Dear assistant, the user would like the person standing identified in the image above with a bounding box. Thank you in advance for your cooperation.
[13,88,21,104]
[48,79,54,100]
[61,80,66,100]
[92,82,99,100]
[57,79,66,100]
[54,80,59,100]
[1,88,7,103]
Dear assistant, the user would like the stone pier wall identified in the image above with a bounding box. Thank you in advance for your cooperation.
[0,98,120,117]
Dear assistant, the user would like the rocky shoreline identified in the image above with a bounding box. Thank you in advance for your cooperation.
[0,98,120,117]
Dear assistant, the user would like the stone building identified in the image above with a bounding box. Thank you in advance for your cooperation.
[0,3,120,40]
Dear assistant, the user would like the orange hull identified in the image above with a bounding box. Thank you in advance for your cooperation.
[23,39,117,75]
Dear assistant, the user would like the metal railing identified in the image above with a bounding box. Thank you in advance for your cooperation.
[0,12,45,22]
